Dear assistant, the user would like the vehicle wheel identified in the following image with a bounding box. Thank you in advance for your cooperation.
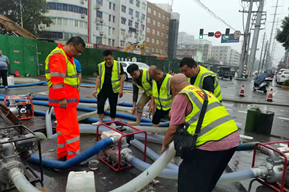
[263,89,267,94]
[124,73,128,81]
[230,77,232,81]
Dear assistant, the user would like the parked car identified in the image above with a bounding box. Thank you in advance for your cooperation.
[276,69,289,83]
[120,62,150,81]
[217,66,235,81]
[276,70,289,84]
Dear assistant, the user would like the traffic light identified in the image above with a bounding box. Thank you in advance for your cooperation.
[225,28,230,39]
[199,29,204,39]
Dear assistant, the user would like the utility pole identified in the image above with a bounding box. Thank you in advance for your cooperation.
[248,0,265,74]
[258,33,266,74]
[261,41,268,71]
[238,0,254,78]
[266,0,279,70]
[270,17,280,66]
[19,0,23,27]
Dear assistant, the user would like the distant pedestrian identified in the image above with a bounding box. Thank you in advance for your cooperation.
[0,49,10,89]
[73,58,82,89]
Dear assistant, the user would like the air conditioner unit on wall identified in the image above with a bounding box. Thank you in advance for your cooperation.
[100,31,104,36]
[100,19,104,23]
[95,18,100,22]
[96,4,100,9]
[80,0,84,4]
[81,13,85,19]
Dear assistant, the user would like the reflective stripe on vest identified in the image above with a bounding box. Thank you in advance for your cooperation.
[180,85,238,146]
[45,47,79,88]
[133,69,152,97]
[152,74,173,111]
[98,60,121,93]
[192,66,223,101]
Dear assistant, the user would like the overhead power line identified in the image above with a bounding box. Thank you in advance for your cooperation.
[193,0,237,31]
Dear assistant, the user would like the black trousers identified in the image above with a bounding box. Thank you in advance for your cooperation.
[178,147,237,192]
[0,70,8,86]
[97,90,118,118]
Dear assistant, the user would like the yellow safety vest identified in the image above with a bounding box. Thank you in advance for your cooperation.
[180,85,238,146]
[152,74,173,111]
[98,60,121,93]
[45,47,79,88]
[132,69,152,97]
[187,66,222,101]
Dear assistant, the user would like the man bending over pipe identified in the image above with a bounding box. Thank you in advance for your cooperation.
[148,66,173,127]
[161,73,239,192]
[127,64,153,126]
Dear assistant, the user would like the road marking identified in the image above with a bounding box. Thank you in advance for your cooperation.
[278,117,289,121]
[279,144,288,147]
[240,135,253,140]
[238,111,247,114]
[226,108,232,111]
[273,91,278,96]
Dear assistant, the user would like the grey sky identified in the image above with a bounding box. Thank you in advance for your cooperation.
[151,0,289,66]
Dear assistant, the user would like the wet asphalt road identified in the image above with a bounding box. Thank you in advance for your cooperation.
[0,76,288,192]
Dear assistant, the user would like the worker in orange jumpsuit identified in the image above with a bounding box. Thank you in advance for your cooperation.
[45,37,85,160]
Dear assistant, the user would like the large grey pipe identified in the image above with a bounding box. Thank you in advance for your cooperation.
[9,168,41,192]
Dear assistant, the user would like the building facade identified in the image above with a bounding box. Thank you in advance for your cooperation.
[145,2,170,57]
[43,0,147,49]
[190,39,212,61]
[211,46,232,65]
[178,32,194,45]
[229,49,241,66]
[167,12,179,58]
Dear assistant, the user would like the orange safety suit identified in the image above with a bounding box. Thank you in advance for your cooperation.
[45,44,80,160]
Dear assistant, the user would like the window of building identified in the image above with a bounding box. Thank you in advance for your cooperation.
[136,11,139,18]
[63,19,68,25]
[165,50,167,54]
[47,3,88,15]
[166,34,168,38]
[163,15,166,20]
[142,14,145,20]
[97,11,102,18]
[97,0,103,6]
[166,26,169,30]
[162,24,165,29]
[121,17,126,25]
[80,21,83,28]
[153,20,156,25]
[156,40,159,45]
[129,8,133,15]
[108,39,111,46]
[136,0,140,7]
[109,15,111,22]
[152,38,155,43]
[120,41,125,47]
[122,5,126,13]
[161,32,164,37]
[130,0,133,4]
[121,29,125,36]
[167,17,170,22]
[142,4,146,10]
[113,16,115,23]
[152,29,155,35]
[128,20,133,26]
[147,17,151,23]
[153,10,156,15]
[112,39,115,46]
[157,22,160,27]
[165,42,168,46]
[151,47,154,52]
[69,19,73,26]
[109,2,112,9]
[146,37,150,42]
[57,18,62,25]
[146,46,150,52]
[74,20,78,27]
[135,32,139,38]
[141,24,145,31]
[148,7,151,13]
[158,13,161,18]
[160,49,163,54]
[161,41,163,46]
[84,22,88,29]
[112,28,115,34]
[156,48,159,53]
[108,27,111,35]
[113,3,115,11]
[135,22,139,29]
[157,31,160,36]
[147,27,150,33]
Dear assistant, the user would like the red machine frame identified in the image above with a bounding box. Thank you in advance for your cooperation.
[4,95,34,120]
[96,120,147,172]
[252,141,289,192]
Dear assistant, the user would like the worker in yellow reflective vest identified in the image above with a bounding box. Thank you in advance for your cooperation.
[162,73,239,192]
[127,64,153,126]
[179,57,223,102]
[93,50,125,125]
[45,37,85,160]
[148,66,173,127]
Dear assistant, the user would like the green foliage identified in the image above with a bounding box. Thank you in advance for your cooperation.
[284,79,289,86]
[0,0,52,36]
[276,16,289,51]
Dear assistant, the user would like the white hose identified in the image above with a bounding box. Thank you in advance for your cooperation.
[45,107,54,138]
[77,101,109,122]
[111,142,176,192]
[25,132,47,140]
[9,168,41,192]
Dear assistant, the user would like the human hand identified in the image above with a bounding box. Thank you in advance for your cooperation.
[118,90,123,98]
[132,107,136,115]
[148,102,154,113]
[93,90,98,98]
[59,99,67,109]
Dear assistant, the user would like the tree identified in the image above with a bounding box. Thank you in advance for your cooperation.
[0,0,52,36]
[276,16,289,51]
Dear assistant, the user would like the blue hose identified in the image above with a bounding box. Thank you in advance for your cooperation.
[0,81,45,88]
[28,137,113,169]
[236,142,258,151]
[81,83,133,90]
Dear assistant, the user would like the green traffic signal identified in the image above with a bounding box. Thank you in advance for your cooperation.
[224,35,229,39]
[199,29,204,39]
[199,35,203,39]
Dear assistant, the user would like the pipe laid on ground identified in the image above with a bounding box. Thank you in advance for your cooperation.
[28,137,114,169]
[9,168,41,192]
[77,101,109,122]
[25,132,47,140]
[0,82,45,89]
[111,142,176,192]
[236,142,259,151]
[45,107,54,138]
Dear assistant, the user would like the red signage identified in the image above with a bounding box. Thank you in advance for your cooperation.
[215,31,222,38]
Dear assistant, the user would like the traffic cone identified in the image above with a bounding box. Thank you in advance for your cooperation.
[267,88,273,102]
[239,85,245,97]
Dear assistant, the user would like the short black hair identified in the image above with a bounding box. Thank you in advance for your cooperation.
[103,50,113,57]
[66,36,86,48]
[179,57,197,68]
[127,64,139,74]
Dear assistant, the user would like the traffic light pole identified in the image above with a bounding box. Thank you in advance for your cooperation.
[238,0,254,78]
